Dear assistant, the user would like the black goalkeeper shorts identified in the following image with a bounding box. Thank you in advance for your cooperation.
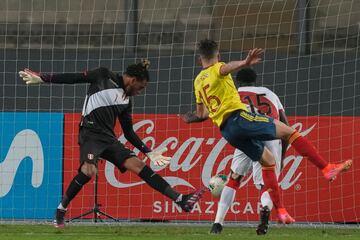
[79,136,136,173]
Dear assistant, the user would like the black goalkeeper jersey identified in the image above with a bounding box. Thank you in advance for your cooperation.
[41,67,150,153]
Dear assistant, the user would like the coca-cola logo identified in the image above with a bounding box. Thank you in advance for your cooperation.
[105,119,316,191]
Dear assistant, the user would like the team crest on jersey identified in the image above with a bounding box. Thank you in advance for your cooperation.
[87,153,94,160]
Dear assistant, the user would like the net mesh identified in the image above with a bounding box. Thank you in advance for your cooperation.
[0,0,359,224]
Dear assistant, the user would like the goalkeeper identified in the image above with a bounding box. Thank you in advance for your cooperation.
[19,60,204,228]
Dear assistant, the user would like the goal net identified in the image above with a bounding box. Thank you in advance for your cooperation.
[0,0,359,225]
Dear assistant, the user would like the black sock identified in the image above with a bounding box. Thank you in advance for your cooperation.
[138,165,180,201]
[60,171,91,208]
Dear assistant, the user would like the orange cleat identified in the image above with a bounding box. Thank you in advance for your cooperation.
[322,160,352,182]
[277,208,295,224]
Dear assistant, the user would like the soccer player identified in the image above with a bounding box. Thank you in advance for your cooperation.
[210,68,290,235]
[181,39,352,232]
[19,60,205,228]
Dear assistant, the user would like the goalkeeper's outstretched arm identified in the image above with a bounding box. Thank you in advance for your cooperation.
[19,67,110,84]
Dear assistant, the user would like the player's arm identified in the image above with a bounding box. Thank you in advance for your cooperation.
[181,103,209,123]
[119,105,171,166]
[18,67,109,84]
[279,109,290,169]
[219,48,263,76]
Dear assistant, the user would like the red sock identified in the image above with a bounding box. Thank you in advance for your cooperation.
[289,131,328,169]
[262,165,283,209]
[226,177,240,190]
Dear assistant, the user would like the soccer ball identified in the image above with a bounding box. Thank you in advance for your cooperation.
[208,174,228,198]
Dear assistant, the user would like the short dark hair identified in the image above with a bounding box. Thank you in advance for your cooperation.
[235,68,257,84]
[197,39,219,59]
[125,59,150,81]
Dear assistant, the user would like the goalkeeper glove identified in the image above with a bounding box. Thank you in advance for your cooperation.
[19,68,44,85]
[147,147,171,166]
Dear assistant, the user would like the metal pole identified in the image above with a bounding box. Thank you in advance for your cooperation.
[297,0,310,55]
[125,0,138,54]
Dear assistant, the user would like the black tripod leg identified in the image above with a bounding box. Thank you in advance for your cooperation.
[97,210,118,221]
[68,161,118,223]
[69,209,95,221]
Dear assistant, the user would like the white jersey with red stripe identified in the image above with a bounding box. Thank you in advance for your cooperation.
[231,86,284,187]
[237,86,284,120]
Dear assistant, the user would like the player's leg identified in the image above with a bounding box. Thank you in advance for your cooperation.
[259,147,281,209]
[102,142,205,212]
[221,124,293,227]
[252,161,271,235]
[222,134,283,214]
[223,110,352,181]
[260,147,295,224]
[220,110,292,224]
[257,140,282,210]
[59,162,95,209]
[227,113,294,225]
[254,140,283,235]
[252,161,274,210]
[54,141,100,228]
[273,119,352,181]
[210,174,243,234]
[211,149,251,234]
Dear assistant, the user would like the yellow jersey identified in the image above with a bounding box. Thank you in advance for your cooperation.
[194,62,248,127]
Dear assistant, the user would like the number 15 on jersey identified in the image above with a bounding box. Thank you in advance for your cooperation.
[198,84,221,113]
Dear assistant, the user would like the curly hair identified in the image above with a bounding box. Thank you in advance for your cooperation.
[125,59,150,81]
[197,39,219,59]
[235,68,257,84]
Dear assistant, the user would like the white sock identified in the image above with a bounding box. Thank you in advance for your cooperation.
[57,203,67,211]
[214,186,236,225]
[260,191,273,210]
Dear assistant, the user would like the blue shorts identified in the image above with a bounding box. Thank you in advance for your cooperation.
[220,110,277,162]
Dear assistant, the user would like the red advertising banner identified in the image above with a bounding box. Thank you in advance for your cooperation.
[64,114,360,222]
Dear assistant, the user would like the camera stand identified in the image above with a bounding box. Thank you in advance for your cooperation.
[69,163,118,223]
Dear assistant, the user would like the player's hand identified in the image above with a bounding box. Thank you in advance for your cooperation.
[180,111,207,123]
[147,147,171,166]
[244,48,263,66]
[19,68,44,85]
[180,111,194,123]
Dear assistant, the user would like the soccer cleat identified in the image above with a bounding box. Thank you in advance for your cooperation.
[210,223,223,234]
[53,208,66,228]
[322,160,352,182]
[277,208,295,224]
[177,187,206,212]
[256,206,270,235]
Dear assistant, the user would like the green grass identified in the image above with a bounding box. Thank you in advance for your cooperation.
[0,224,359,240]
